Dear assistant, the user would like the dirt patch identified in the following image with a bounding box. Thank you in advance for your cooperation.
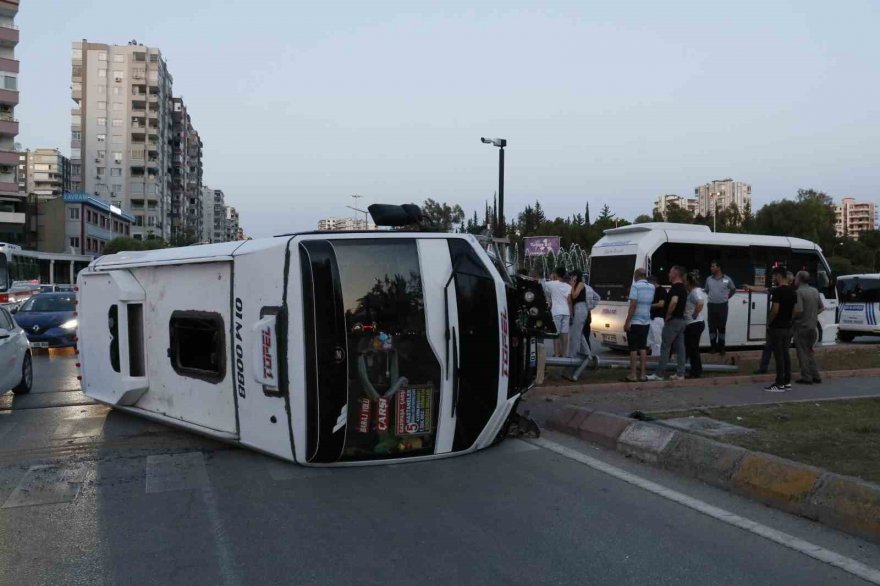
[652,398,880,483]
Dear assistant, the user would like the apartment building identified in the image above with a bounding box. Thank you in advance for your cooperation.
[18,148,72,199]
[212,188,226,243]
[694,179,752,219]
[35,192,133,256]
[653,194,697,219]
[71,40,174,240]
[835,197,878,240]
[171,97,204,242]
[199,185,213,243]
[0,0,21,244]
[225,206,239,242]
[317,217,377,231]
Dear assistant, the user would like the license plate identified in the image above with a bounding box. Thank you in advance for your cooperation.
[32,342,49,348]
[602,334,617,343]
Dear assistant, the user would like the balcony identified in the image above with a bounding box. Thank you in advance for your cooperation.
[0,87,17,106]
[0,180,18,195]
[0,23,18,48]
[0,56,17,73]
[0,116,16,136]
[0,210,24,224]
[0,148,17,165]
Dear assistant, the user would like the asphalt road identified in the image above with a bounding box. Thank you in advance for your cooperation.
[1,351,879,585]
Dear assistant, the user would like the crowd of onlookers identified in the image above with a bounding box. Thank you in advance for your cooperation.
[534,259,825,393]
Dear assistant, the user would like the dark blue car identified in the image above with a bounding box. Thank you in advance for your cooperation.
[12,292,77,348]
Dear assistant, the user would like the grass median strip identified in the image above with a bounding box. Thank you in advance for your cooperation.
[653,398,880,483]
[542,346,880,386]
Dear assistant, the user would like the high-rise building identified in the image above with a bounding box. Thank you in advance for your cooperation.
[18,148,72,200]
[225,206,239,242]
[171,97,203,243]
[0,0,21,244]
[835,197,878,240]
[653,194,697,219]
[71,40,174,241]
[694,179,752,219]
[199,185,213,243]
[317,217,377,231]
[212,188,226,243]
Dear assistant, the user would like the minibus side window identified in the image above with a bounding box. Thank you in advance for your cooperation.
[168,311,226,383]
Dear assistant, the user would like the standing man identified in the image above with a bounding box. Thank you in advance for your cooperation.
[647,266,688,381]
[623,268,654,382]
[647,274,665,356]
[793,271,825,384]
[705,260,736,355]
[542,267,572,357]
[764,267,797,392]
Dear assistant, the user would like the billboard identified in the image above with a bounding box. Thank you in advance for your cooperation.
[524,236,561,256]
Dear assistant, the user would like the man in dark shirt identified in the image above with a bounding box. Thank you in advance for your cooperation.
[765,267,797,392]
[647,266,688,380]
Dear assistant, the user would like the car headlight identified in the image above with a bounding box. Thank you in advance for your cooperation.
[523,290,536,303]
[61,319,78,330]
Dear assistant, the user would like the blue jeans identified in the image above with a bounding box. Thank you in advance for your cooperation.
[656,318,686,377]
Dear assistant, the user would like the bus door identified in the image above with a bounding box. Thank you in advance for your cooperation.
[747,290,769,341]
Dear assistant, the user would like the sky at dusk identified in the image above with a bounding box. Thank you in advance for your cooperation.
[15,0,880,237]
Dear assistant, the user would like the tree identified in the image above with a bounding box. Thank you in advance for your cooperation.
[104,237,145,255]
[421,198,465,232]
[754,188,836,251]
[634,214,653,224]
[664,202,695,224]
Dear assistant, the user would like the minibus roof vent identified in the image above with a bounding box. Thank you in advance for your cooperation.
[368,203,433,229]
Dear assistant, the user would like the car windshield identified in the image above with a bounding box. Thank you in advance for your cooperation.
[19,295,76,312]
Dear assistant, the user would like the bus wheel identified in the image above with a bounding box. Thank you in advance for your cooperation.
[838,331,855,343]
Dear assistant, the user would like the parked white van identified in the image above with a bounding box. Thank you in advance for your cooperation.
[588,223,838,350]
[77,217,552,466]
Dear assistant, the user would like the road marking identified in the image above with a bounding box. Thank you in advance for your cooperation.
[530,437,880,586]
[144,452,240,585]
[2,464,85,509]
[145,452,210,494]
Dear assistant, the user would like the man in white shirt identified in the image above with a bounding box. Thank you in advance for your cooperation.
[542,267,572,357]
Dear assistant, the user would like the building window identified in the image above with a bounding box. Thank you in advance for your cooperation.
[1,75,17,91]
[112,184,122,194]
[149,54,158,63]
[97,117,106,126]
[72,130,81,141]
[96,166,105,176]
[112,119,123,127]
[147,216,156,227]
[135,215,143,227]
[69,207,80,220]
[110,168,122,177]
[97,150,106,159]
[113,54,124,63]
[111,135,123,145]
[112,86,121,96]
[97,85,105,95]
[98,51,107,61]
[134,52,146,62]
[98,69,107,78]
[112,152,123,163]
[96,134,106,143]
[97,101,107,109]
[114,71,124,82]
[112,102,123,111]
[168,311,226,383]
[69,237,80,249]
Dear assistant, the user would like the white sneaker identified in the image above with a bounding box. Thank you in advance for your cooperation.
[668,374,684,381]
[764,384,787,393]
[645,374,664,381]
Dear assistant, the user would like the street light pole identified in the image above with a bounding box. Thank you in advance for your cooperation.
[481,137,507,238]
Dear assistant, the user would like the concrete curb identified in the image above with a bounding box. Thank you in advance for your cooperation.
[549,408,880,544]
[534,367,880,395]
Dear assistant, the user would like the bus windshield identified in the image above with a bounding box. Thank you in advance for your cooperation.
[837,278,880,304]
[300,239,442,463]
[589,255,636,302]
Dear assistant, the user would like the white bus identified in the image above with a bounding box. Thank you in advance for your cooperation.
[76,214,554,466]
[587,223,837,350]
[0,243,92,308]
[836,274,880,341]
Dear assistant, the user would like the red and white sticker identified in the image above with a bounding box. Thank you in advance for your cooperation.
[376,397,390,432]
[356,398,372,433]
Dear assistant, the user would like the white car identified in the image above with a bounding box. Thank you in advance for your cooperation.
[0,305,32,394]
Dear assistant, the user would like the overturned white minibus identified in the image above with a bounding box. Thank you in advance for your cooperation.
[77,221,552,465]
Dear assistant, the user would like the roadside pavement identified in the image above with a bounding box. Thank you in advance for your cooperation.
[521,375,880,426]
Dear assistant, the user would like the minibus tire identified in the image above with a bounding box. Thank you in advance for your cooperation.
[838,331,855,343]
